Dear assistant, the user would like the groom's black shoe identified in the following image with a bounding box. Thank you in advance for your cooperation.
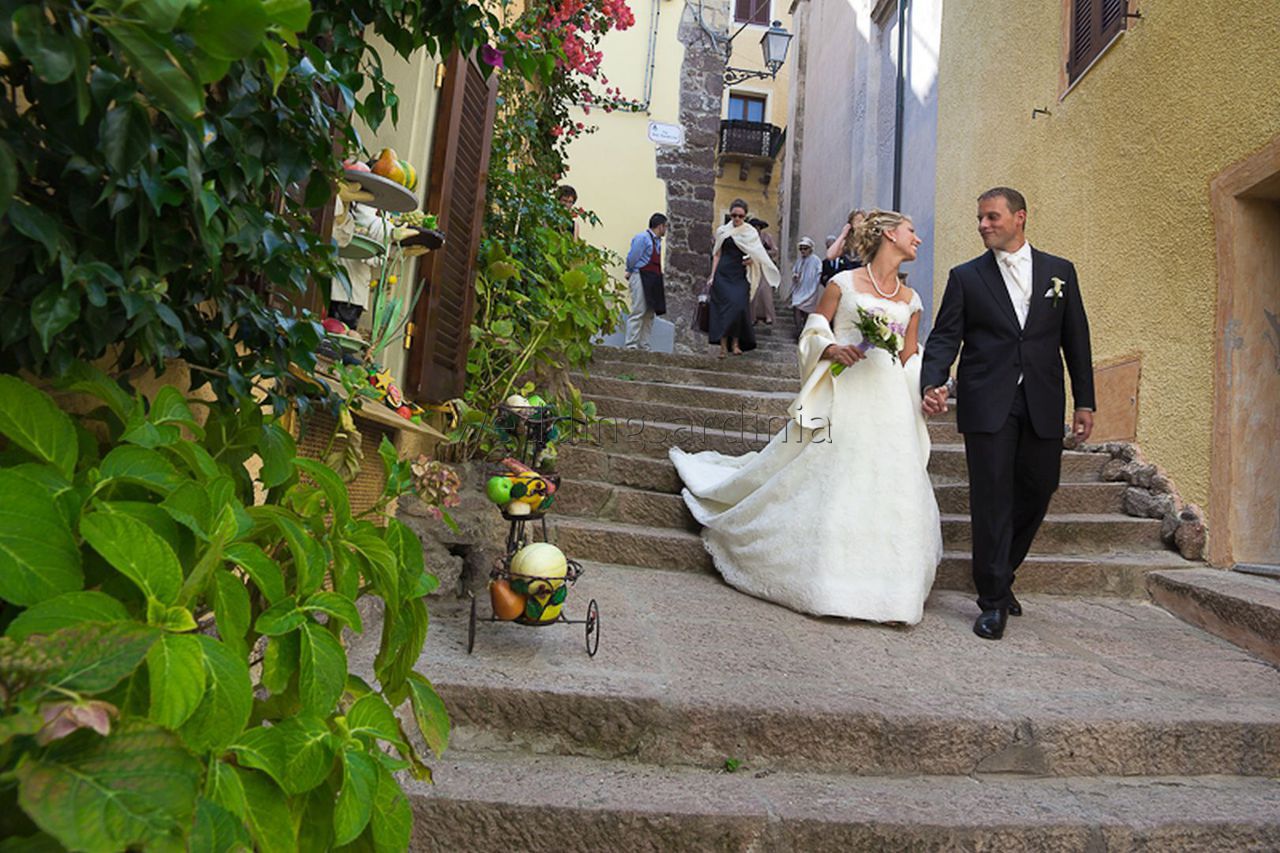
[1008,595,1022,617]
[973,608,1008,640]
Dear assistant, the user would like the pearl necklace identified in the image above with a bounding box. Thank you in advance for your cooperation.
[868,264,901,299]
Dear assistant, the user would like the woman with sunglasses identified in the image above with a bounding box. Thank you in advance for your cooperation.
[705,199,780,358]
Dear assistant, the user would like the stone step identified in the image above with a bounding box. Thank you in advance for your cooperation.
[593,345,799,377]
[557,446,682,493]
[555,479,700,532]
[548,514,1168,574]
[579,361,801,394]
[548,517,710,572]
[936,552,1201,598]
[356,568,1280,779]
[577,377,794,416]
[556,478,1129,528]
[555,444,1103,494]
[588,393,966,444]
[578,421,1108,482]
[943,513,1165,554]
[1147,569,1280,666]
[935,481,1125,514]
[405,754,1280,852]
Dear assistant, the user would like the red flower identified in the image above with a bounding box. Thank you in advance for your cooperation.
[480,44,505,68]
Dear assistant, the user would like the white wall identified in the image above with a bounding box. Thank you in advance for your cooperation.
[782,0,942,324]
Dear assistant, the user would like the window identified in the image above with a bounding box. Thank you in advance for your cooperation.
[734,0,770,26]
[727,92,767,124]
[1067,0,1127,84]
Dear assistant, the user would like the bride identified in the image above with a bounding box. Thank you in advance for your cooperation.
[670,210,942,624]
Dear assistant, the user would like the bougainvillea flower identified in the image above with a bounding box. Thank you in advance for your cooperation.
[480,45,505,68]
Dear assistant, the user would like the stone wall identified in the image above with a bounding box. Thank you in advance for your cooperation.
[656,10,727,352]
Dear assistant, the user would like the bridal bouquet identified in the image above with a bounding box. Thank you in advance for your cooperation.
[830,307,906,375]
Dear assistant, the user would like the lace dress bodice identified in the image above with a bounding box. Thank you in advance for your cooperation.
[832,273,922,346]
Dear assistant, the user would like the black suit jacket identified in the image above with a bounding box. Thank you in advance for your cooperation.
[920,248,1095,439]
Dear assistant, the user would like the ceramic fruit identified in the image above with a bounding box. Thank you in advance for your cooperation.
[395,404,412,419]
[322,317,348,334]
[367,369,393,399]
[371,148,406,185]
[510,543,567,596]
[525,394,546,407]
[398,159,418,190]
[343,160,371,173]
[521,584,568,623]
[505,393,530,408]
[486,476,513,505]
[505,501,531,516]
[489,578,525,621]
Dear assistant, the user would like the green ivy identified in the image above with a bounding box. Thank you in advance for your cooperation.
[0,368,448,851]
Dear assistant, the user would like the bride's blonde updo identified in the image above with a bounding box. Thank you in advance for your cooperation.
[851,209,910,263]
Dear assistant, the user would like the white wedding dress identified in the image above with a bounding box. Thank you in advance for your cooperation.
[670,273,942,624]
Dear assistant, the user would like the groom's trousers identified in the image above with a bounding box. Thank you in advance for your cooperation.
[962,384,1062,611]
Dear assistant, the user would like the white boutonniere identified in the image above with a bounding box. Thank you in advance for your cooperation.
[1045,277,1065,307]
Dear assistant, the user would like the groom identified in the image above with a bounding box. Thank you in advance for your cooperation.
[921,187,1095,640]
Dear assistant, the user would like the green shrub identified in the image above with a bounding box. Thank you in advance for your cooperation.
[0,367,448,851]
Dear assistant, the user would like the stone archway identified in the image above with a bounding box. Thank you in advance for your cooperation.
[1209,135,1280,571]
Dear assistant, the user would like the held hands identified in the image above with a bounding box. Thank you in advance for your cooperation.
[921,385,949,416]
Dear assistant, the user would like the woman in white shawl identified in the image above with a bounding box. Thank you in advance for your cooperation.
[705,199,780,358]
[671,210,941,625]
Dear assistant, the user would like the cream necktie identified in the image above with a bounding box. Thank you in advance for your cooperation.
[1004,256,1029,327]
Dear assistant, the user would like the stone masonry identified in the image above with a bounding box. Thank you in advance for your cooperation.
[656,7,728,353]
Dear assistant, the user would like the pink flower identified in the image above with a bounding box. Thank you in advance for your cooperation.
[480,45,505,68]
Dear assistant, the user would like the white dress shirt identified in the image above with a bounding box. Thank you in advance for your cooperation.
[994,241,1033,328]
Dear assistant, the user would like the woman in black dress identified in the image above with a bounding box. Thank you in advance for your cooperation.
[706,200,778,358]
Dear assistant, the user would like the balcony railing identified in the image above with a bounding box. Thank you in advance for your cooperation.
[718,120,786,159]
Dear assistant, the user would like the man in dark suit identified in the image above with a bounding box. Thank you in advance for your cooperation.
[921,187,1095,640]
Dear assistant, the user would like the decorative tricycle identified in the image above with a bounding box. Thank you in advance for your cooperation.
[466,401,601,657]
[468,545,599,657]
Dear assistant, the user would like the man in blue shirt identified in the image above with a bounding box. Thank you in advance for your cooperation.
[623,213,669,350]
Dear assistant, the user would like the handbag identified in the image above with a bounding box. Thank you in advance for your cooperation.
[693,295,710,333]
[692,278,711,333]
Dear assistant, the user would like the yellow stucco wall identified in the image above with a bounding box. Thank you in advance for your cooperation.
[563,0,685,273]
[933,0,1280,511]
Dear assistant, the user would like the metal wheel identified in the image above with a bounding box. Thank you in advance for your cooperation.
[584,598,600,657]
[467,593,477,654]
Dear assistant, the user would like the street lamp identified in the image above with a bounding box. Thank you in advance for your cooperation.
[724,20,793,85]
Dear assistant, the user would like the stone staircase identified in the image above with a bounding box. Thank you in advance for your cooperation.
[365,304,1280,849]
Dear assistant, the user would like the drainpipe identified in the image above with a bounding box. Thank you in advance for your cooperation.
[639,0,661,112]
[892,0,908,210]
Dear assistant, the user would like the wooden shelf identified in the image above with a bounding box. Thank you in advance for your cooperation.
[315,367,448,440]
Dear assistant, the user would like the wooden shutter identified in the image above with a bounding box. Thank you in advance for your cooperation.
[405,51,498,403]
[1068,0,1127,83]
[734,0,770,26]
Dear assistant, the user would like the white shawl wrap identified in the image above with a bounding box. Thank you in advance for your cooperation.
[713,223,781,302]
[788,309,932,456]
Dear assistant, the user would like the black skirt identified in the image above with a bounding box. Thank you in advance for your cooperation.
[708,240,756,351]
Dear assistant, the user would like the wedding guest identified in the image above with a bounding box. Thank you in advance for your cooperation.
[557,185,580,239]
[821,208,865,284]
[790,237,823,340]
[623,213,669,350]
[749,217,779,326]
[706,200,780,358]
